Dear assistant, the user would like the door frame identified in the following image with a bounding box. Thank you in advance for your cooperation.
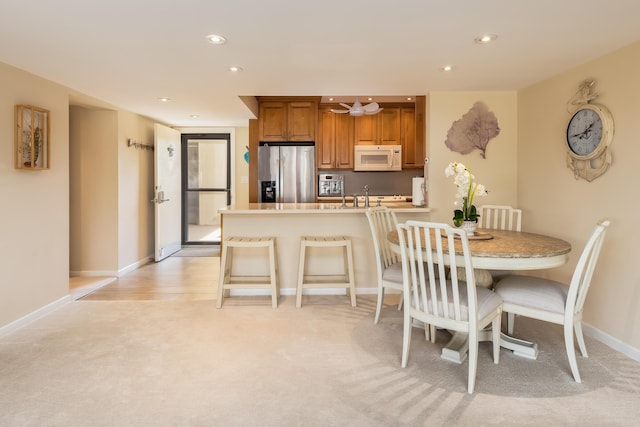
[180,133,231,245]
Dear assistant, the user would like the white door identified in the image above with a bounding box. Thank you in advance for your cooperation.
[154,124,182,261]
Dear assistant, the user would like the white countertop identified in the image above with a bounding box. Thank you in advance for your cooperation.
[219,202,431,215]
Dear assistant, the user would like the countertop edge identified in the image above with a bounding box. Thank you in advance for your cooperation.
[219,203,432,215]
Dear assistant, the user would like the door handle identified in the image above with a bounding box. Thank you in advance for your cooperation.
[151,191,170,204]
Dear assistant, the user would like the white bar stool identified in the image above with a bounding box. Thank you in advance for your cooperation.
[296,236,356,308]
[216,237,278,308]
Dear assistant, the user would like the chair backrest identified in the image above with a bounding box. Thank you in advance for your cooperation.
[566,219,610,317]
[396,220,479,331]
[478,205,522,231]
[366,207,400,274]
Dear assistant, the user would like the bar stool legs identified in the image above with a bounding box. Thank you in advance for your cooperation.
[217,237,278,308]
[296,236,356,308]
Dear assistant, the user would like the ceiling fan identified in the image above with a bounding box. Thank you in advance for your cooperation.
[330,98,383,116]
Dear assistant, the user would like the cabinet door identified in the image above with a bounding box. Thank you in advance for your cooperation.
[401,106,423,168]
[378,107,401,145]
[288,102,316,141]
[334,113,354,169]
[317,107,336,169]
[354,114,377,145]
[259,102,287,141]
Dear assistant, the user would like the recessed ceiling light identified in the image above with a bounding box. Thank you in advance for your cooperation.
[441,65,454,72]
[406,97,412,101]
[474,34,497,44]
[206,34,227,45]
[328,97,334,101]
[367,97,373,101]
[228,66,243,73]
[190,115,199,118]
[157,97,171,102]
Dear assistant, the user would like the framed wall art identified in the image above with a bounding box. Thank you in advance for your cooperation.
[15,104,50,170]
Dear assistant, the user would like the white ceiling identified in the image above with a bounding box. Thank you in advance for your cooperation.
[1,1,639,128]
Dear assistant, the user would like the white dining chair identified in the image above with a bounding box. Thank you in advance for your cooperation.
[474,204,524,292]
[478,205,522,232]
[397,220,503,394]
[365,206,403,324]
[493,219,610,383]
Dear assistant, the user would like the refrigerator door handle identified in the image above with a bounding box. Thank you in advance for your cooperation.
[279,159,284,203]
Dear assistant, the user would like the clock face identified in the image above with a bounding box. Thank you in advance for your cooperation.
[567,108,604,157]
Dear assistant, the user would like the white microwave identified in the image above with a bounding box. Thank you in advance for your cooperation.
[354,145,402,171]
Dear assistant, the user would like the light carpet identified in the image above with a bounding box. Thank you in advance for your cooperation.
[0,296,639,426]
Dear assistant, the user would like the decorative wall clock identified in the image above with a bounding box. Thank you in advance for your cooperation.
[565,80,614,182]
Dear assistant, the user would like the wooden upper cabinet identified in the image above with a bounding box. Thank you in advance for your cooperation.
[317,108,336,169]
[258,99,317,142]
[403,95,426,169]
[334,113,354,168]
[317,106,353,170]
[288,102,316,141]
[259,102,287,141]
[378,108,401,145]
[400,106,422,168]
[354,107,401,145]
[354,114,377,145]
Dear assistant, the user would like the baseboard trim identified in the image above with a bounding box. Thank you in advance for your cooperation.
[70,270,119,277]
[582,322,640,362]
[70,257,152,279]
[118,257,153,277]
[0,295,71,338]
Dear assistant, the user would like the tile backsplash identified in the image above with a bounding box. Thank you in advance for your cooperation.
[323,169,423,196]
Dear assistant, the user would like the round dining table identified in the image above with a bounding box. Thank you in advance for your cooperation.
[387,228,572,270]
[386,227,572,363]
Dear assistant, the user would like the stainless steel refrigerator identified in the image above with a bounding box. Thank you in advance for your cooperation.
[258,142,315,203]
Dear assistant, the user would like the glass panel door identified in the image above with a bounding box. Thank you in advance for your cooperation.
[182,134,231,245]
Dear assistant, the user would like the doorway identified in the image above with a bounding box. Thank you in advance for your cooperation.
[181,133,231,245]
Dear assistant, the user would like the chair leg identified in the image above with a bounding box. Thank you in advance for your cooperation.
[507,312,515,335]
[564,322,582,383]
[429,325,436,343]
[296,241,306,308]
[467,329,478,394]
[216,244,230,309]
[397,291,403,310]
[269,240,278,309]
[374,285,384,324]
[344,240,356,307]
[401,310,412,368]
[492,313,501,364]
[574,321,589,358]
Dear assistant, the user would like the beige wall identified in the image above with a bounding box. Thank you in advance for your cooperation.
[234,127,250,204]
[427,91,519,223]
[69,107,119,273]
[0,62,70,326]
[69,108,156,275]
[518,41,640,350]
[117,111,155,270]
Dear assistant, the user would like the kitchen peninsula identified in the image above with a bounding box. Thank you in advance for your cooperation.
[219,202,431,296]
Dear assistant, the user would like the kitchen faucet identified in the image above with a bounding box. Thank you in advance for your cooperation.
[363,185,370,208]
[353,194,358,207]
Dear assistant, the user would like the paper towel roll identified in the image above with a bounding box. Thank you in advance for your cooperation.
[412,177,425,206]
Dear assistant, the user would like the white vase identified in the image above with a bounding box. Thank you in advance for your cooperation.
[461,220,477,236]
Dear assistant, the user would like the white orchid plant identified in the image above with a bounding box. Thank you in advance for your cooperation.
[444,162,488,226]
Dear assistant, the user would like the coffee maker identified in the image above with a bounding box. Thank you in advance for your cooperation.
[318,174,344,197]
